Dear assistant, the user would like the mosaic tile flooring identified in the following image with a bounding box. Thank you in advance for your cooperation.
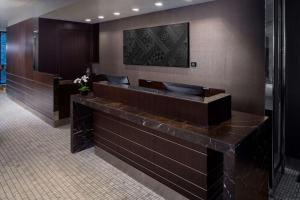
[273,168,300,200]
[0,93,164,200]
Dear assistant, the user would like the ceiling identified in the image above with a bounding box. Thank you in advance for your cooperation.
[0,0,80,28]
[0,0,214,29]
[42,0,215,24]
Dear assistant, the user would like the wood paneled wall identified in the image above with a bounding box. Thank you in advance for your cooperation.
[7,19,34,79]
[39,18,99,79]
[6,19,55,123]
[6,73,54,120]
[6,19,55,85]
[6,18,99,125]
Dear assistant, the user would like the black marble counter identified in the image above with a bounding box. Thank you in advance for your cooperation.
[71,94,270,200]
[72,93,265,152]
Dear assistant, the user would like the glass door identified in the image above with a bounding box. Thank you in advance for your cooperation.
[266,0,286,189]
[0,32,7,85]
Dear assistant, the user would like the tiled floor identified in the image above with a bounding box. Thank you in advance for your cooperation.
[0,93,164,200]
[273,168,300,200]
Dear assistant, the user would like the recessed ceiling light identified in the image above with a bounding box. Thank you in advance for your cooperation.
[113,12,120,16]
[155,2,163,7]
[98,16,104,19]
[85,18,91,22]
[132,8,140,12]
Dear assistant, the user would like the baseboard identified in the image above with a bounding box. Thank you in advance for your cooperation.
[54,117,70,127]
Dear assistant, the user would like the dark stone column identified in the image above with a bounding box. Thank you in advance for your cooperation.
[71,99,94,153]
[223,124,271,200]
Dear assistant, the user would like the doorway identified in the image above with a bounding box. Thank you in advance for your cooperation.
[266,0,286,189]
[270,0,300,198]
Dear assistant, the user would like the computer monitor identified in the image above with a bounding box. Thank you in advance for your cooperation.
[105,75,130,85]
[163,82,204,96]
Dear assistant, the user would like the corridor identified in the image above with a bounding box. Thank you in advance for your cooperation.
[0,93,163,200]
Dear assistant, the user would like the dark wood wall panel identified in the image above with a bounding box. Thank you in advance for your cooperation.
[32,71,54,85]
[93,83,231,126]
[58,29,90,79]
[95,126,208,187]
[6,19,55,123]
[96,139,207,200]
[6,85,52,119]
[6,82,52,113]
[38,18,59,75]
[93,110,223,200]
[95,108,208,153]
[91,23,99,63]
[94,84,206,125]
[94,112,207,172]
[6,73,53,120]
[39,18,99,79]
[7,19,34,79]
[6,18,98,124]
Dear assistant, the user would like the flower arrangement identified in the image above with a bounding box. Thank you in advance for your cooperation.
[74,75,90,95]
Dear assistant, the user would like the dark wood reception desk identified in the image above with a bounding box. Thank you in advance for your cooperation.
[71,82,270,200]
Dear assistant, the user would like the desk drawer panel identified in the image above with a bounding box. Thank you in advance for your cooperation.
[95,139,207,200]
[94,111,208,173]
[94,125,207,188]
[93,110,223,200]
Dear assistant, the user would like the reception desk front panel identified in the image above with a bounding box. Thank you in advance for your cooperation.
[93,82,231,127]
[93,110,223,200]
[71,82,270,200]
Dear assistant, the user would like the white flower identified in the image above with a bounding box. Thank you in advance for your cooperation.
[81,75,89,83]
[74,75,89,85]
[73,78,81,84]
[81,75,89,80]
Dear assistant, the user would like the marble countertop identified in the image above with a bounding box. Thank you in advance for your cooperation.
[72,94,268,153]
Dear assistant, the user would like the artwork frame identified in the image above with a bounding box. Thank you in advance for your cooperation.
[123,23,190,68]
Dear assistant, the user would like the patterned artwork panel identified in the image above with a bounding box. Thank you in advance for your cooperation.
[123,23,189,68]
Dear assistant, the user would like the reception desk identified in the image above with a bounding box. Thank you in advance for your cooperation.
[71,82,269,200]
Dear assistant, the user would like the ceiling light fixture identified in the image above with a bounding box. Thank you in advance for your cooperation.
[85,18,91,22]
[132,8,140,12]
[113,12,120,16]
[155,2,163,7]
[98,16,104,19]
